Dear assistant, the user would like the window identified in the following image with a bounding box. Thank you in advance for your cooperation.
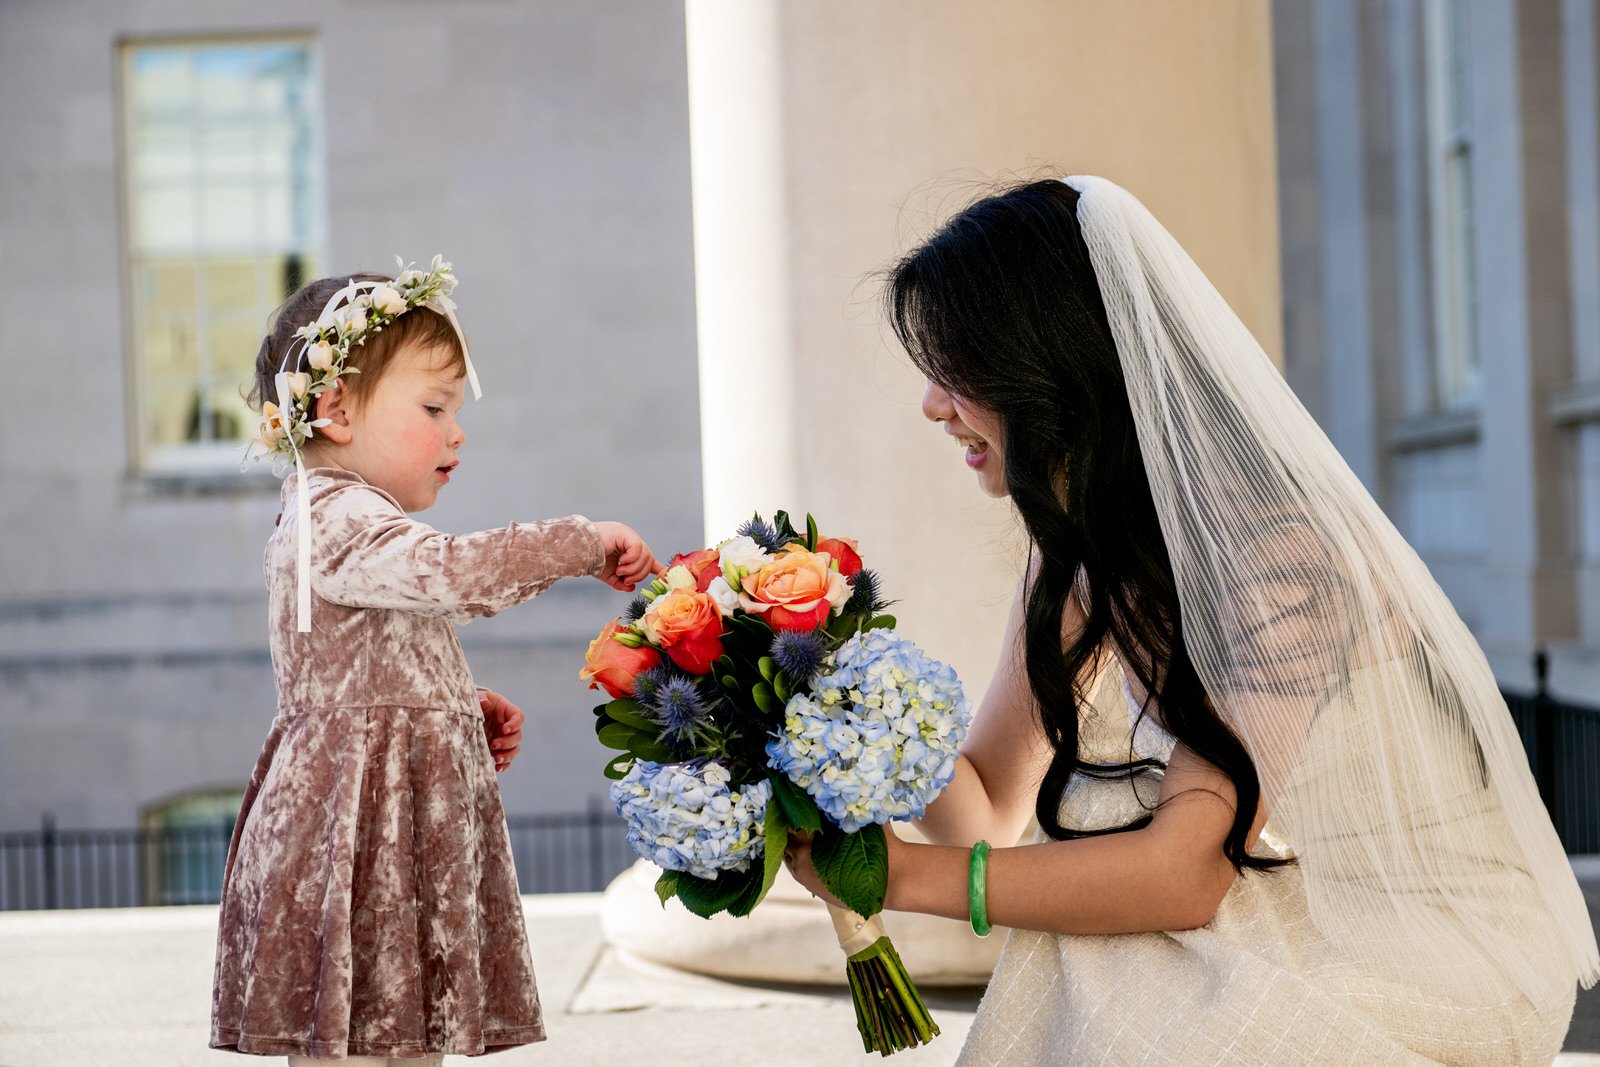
[141,788,245,905]
[120,38,325,473]
[1423,0,1478,411]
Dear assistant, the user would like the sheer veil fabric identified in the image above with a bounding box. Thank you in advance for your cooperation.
[1065,176,1598,1010]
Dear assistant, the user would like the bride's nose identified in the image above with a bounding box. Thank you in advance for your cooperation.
[921,380,955,423]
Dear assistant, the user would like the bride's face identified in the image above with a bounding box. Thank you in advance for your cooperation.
[921,379,1007,497]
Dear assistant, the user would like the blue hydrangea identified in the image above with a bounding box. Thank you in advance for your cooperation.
[765,629,970,833]
[609,760,770,880]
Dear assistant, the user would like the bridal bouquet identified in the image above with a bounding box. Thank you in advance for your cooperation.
[580,512,970,1055]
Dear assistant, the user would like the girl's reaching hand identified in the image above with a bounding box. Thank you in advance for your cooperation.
[592,521,663,592]
[477,687,525,772]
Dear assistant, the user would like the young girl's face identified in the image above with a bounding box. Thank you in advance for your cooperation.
[332,339,467,511]
[921,378,1007,498]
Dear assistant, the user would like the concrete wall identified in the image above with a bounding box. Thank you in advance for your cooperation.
[0,0,701,830]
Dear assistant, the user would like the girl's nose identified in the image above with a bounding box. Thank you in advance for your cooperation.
[450,421,467,449]
[921,380,955,423]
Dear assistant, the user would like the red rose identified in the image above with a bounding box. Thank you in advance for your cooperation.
[579,619,661,699]
[814,536,863,578]
[641,588,726,675]
[668,547,723,592]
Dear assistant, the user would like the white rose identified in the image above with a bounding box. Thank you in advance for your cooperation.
[663,565,696,591]
[371,284,406,317]
[705,575,740,616]
[715,536,772,585]
[285,371,311,399]
[256,404,286,448]
[306,340,335,372]
[825,568,849,612]
[339,303,368,336]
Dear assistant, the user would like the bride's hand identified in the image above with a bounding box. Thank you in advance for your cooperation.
[783,827,905,912]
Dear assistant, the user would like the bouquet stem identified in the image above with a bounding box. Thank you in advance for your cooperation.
[827,905,939,1056]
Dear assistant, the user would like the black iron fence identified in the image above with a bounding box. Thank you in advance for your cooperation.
[0,803,638,912]
[1505,651,1600,855]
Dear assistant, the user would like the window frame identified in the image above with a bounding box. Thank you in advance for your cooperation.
[115,32,327,478]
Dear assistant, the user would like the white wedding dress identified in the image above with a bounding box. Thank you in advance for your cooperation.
[956,662,1576,1066]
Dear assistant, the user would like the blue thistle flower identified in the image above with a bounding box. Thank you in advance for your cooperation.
[652,676,710,743]
[623,595,649,622]
[736,515,784,553]
[844,568,883,613]
[631,664,679,702]
[771,629,828,682]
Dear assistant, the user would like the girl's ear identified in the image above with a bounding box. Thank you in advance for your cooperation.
[314,380,355,445]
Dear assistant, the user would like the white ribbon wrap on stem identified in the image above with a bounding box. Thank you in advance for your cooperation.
[828,904,886,956]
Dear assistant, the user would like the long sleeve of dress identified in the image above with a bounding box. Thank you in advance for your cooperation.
[306,475,606,622]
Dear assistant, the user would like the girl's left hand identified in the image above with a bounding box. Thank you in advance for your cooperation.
[783,826,905,912]
[477,687,525,772]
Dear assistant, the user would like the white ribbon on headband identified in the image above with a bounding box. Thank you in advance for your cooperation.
[277,271,481,633]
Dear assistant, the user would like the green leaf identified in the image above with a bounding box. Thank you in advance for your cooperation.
[627,734,675,762]
[772,510,794,542]
[811,823,888,918]
[673,865,762,919]
[751,796,787,911]
[605,699,656,731]
[597,722,638,751]
[602,753,634,780]
[773,671,792,703]
[730,615,774,641]
[758,656,778,683]
[865,614,897,631]
[826,613,863,640]
[769,774,823,834]
[725,856,770,917]
[805,513,819,551]
[654,870,679,908]
[752,682,781,716]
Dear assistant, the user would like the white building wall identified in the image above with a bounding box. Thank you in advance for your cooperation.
[0,0,702,831]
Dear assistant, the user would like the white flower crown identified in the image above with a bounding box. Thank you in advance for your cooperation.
[245,254,480,471]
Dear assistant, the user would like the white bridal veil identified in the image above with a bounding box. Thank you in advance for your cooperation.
[1066,175,1598,1008]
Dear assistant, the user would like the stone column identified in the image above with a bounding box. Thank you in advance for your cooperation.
[1473,0,1579,685]
[605,0,1283,986]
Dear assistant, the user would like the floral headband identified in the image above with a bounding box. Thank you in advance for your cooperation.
[247,255,483,632]
[245,255,481,471]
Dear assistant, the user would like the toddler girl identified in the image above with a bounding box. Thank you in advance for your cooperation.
[210,259,658,1064]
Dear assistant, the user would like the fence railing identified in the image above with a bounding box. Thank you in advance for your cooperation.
[1504,651,1600,855]
[0,802,637,912]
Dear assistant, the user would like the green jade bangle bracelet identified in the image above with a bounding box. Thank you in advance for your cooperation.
[969,839,993,937]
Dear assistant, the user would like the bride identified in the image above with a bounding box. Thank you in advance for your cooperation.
[786,176,1597,1064]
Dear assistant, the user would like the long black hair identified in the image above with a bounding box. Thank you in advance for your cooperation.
[885,179,1283,874]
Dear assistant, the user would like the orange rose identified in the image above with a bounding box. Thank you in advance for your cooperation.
[579,619,661,699]
[813,536,863,577]
[668,547,722,592]
[738,549,848,632]
[641,588,726,675]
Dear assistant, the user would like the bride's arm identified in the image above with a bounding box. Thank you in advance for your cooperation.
[912,569,1070,850]
[885,742,1268,933]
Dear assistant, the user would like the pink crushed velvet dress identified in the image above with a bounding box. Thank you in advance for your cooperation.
[211,467,606,1059]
